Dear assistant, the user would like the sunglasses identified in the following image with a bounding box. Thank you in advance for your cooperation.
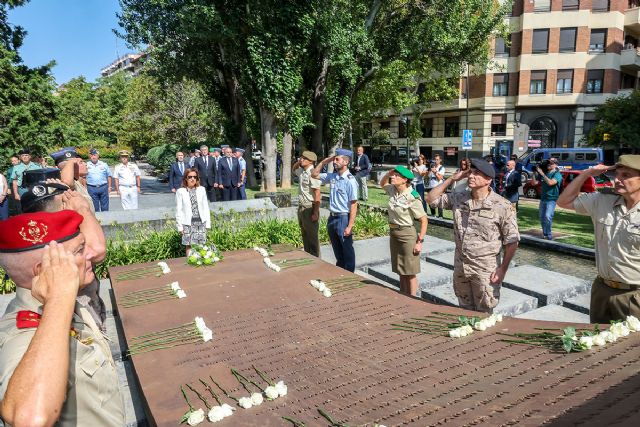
[187,175,198,179]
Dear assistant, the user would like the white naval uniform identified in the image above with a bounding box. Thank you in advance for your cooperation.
[114,163,141,210]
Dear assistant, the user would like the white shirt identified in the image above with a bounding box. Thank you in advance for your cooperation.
[113,163,141,186]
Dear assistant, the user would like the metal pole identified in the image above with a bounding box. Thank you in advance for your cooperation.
[465,63,470,159]
[406,118,410,165]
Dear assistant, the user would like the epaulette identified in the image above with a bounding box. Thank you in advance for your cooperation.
[411,190,421,199]
[347,174,356,180]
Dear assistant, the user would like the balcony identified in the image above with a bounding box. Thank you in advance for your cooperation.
[625,7,640,37]
[620,48,640,72]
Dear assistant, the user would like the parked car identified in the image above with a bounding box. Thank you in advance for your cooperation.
[517,148,604,182]
[522,170,596,199]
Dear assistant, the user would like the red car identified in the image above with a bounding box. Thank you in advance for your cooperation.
[523,170,596,199]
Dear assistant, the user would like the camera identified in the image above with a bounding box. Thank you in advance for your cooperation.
[539,160,551,173]
[410,157,420,166]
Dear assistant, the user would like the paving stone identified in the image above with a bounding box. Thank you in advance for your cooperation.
[563,292,591,315]
[368,261,454,294]
[320,235,454,269]
[421,284,539,317]
[502,265,591,307]
[515,304,591,324]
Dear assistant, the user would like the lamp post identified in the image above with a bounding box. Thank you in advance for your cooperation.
[400,116,410,165]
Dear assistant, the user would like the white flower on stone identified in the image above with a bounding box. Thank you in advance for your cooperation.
[220,403,235,417]
[474,321,487,331]
[496,314,503,322]
[158,261,171,274]
[449,328,461,338]
[592,334,607,346]
[264,386,279,400]
[579,336,593,349]
[250,392,264,406]
[176,290,187,299]
[600,330,616,343]
[238,397,253,409]
[459,327,469,337]
[626,315,640,332]
[208,406,226,422]
[213,257,220,262]
[171,282,181,291]
[187,408,205,425]
[322,288,332,298]
[201,327,213,342]
[274,380,288,397]
[317,282,327,292]
[463,325,473,334]
[195,317,206,332]
[309,280,320,288]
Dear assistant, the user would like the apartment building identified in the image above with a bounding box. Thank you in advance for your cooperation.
[100,52,148,78]
[363,0,640,165]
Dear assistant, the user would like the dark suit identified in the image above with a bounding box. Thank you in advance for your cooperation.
[195,155,217,202]
[502,169,521,205]
[353,153,371,201]
[168,161,187,191]
[216,156,241,201]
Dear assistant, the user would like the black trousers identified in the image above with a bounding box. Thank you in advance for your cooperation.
[204,184,217,202]
[222,185,238,201]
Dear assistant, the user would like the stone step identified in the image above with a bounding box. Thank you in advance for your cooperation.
[563,292,590,315]
[421,284,538,317]
[425,251,455,269]
[320,235,455,269]
[368,261,454,292]
[502,265,591,307]
[515,304,591,324]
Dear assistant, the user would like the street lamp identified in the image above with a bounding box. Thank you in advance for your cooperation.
[400,116,410,165]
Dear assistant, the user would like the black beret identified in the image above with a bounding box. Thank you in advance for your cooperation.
[470,158,496,179]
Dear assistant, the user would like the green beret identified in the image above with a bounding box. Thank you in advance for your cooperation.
[394,165,414,181]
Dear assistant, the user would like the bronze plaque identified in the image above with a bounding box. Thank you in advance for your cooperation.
[109,249,640,426]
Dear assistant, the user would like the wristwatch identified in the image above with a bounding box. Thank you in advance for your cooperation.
[417,236,424,243]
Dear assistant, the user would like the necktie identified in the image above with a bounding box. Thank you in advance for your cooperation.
[228,158,232,170]
[204,157,208,168]
[179,163,184,174]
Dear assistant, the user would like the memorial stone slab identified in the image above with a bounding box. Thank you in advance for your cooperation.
[368,260,453,291]
[109,250,640,426]
[515,304,590,324]
[563,292,591,315]
[503,265,591,306]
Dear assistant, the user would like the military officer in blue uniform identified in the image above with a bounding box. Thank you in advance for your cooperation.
[234,148,247,200]
[85,149,112,212]
[312,148,359,272]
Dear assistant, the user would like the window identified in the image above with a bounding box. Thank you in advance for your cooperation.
[420,118,433,138]
[491,114,507,136]
[444,117,460,138]
[492,73,509,96]
[575,153,585,161]
[398,119,408,138]
[556,69,574,94]
[530,70,547,94]
[495,37,509,57]
[585,152,598,161]
[380,121,390,130]
[562,0,580,10]
[534,0,551,12]
[583,112,597,135]
[559,28,577,52]
[586,69,604,94]
[592,0,609,12]
[589,29,607,53]
[532,29,549,54]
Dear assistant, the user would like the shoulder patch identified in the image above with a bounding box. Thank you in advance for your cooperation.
[411,190,421,199]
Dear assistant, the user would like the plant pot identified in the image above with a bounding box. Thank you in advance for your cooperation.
[254,192,292,208]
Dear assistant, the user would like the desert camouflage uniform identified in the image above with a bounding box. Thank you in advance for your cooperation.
[433,189,520,312]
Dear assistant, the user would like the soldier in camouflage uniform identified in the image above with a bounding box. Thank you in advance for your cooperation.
[426,158,520,313]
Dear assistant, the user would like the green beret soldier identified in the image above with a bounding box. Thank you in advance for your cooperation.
[292,151,321,257]
[380,166,428,296]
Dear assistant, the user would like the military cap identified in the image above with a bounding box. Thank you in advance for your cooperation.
[221,145,230,149]
[212,148,222,153]
[18,148,31,155]
[22,168,61,188]
[470,158,496,179]
[20,182,70,213]
[89,148,99,155]
[301,150,317,162]
[335,148,353,158]
[0,210,83,253]
[118,150,130,157]
[50,147,80,165]
[234,148,245,154]
[615,155,640,172]
[394,165,414,181]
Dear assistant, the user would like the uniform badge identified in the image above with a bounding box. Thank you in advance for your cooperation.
[19,220,49,244]
[32,185,46,197]
[65,152,72,158]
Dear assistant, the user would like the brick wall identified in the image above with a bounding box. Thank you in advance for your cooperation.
[573,68,586,92]
[519,70,531,95]
[509,72,520,95]
[606,27,624,54]
[468,75,487,99]
[576,26,591,52]
[521,29,532,54]
[604,69,620,93]
[547,69,557,94]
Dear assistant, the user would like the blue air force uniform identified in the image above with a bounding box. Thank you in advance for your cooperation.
[85,150,112,212]
[319,149,359,272]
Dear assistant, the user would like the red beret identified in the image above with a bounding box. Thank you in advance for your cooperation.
[0,210,83,253]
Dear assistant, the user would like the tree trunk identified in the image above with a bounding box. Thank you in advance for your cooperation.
[311,57,330,156]
[260,106,277,192]
[280,132,293,189]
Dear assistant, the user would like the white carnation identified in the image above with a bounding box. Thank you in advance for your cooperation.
[496,314,503,322]
[187,408,205,425]
[264,386,279,400]
[579,336,593,349]
[208,406,225,422]
[449,328,461,338]
[474,322,487,331]
[463,325,473,334]
[459,328,469,337]
[213,257,220,262]
[158,261,171,274]
[170,281,181,291]
[201,327,213,342]
[194,316,206,332]
[250,392,263,406]
[238,397,252,409]
[600,331,616,343]
[274,380,288,396]
[626,315,640,331]
[593,334,606,346]
[176,290,187,299]
[322,288,332,298]
[220,403,235,417]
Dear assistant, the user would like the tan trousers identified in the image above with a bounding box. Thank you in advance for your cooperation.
[297,206,320,257]
[590,276,640,323]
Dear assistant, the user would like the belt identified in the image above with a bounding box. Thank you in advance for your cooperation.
[329,212,348,217]
[389,223,412,229]
[120,184,136,187]
[600,277,640,290]
[87,183,107,187]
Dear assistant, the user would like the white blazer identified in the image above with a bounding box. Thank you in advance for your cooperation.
[175,186,211,232]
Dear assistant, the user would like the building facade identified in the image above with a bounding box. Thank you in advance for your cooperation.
[363,0,640,165]
[100,52,148,78]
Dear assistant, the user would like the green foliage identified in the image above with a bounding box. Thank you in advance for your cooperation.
[0,266,15,294]
[146,143,182,171]
[584,90,640,149]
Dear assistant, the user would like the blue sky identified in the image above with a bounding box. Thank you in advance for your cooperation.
[8,0,132,84]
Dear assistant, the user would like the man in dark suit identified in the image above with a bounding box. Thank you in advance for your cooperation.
[168,151,187,193]
[195,145,217,201]
[216,147,241,201]
[502,159,522,211]
[352,146,372,201]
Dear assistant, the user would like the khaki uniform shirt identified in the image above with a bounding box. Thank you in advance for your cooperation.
[0,288,125,427]
[295,166,321,208]
[74,181,96,214]
[433,189,520,270]
[384,185,426,227]
[574,193,640,284]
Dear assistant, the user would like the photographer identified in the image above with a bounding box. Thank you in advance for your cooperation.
[530,157,562,240]
[426,154,445,217]
[410,156,428,211]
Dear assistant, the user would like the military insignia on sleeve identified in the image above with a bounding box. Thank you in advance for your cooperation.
[19,220,49,244]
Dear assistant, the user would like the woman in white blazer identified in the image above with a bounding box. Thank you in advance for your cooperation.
[175,168,211,255]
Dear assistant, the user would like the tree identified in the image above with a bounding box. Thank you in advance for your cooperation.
[584,90,640,150]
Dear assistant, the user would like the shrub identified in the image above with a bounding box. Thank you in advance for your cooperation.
[146,144,183,172]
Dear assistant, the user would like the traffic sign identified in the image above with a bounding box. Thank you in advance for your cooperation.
[462,129,472,150]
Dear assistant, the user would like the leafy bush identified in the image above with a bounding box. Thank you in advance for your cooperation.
[146,143,183,171]
[0,267,15,294]
[75,140,132,163]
